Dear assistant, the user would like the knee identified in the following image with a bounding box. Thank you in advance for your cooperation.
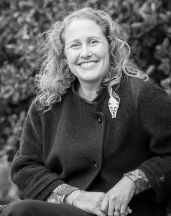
[4,200,39,216]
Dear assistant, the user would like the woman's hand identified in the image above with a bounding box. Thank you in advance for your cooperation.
[66,191,106,216]
[101,176,136,216]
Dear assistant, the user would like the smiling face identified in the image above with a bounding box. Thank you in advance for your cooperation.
[64,19,110,88]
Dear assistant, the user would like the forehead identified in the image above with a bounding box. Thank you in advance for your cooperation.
[64,18,105,41]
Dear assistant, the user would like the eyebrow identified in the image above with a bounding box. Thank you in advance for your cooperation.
[66,36,103,44]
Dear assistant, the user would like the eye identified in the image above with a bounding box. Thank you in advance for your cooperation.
[89,39,98,46]
[70,43,80,49]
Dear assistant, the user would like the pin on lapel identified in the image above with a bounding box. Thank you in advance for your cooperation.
[108,96,120,118]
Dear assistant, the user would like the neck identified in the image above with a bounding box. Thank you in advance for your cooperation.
[78,82,100,101]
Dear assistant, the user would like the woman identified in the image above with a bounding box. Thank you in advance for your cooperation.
[3,7,171,216]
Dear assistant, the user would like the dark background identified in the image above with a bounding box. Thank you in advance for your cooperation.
[0,0,171,204]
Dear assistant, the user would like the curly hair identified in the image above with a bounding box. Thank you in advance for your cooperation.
[35,7,148,110]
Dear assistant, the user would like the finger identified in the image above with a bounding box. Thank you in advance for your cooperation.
[120,211,127,216]
[114,211,120,216]
[120,205,132,216]
[126,206,132,214]
[120,204,127,214]
[108,201,115,216]
[96,210,107,216]
[114,205,121,216]
[101,196,108,213]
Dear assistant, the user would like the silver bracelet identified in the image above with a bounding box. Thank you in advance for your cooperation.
[47,184,79,204]
[71,190,82,206]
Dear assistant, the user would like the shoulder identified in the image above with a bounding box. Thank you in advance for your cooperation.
[27,99,42,118]
[121,76,152,104]
[22,100,43,131]
[29,88,72,114]
[123,77,171,115]
[127,76,169,99]
[128,76,155,93]
[28,88,74,122]
[136,78,171,104]
[130,78,171,122]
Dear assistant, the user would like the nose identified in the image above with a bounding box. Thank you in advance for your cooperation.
[80,44,92,58]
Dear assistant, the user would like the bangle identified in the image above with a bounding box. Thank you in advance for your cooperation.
[123,170,151,195]
[124,174,136,183]
[71,190,81,206]
[47,184,79,204]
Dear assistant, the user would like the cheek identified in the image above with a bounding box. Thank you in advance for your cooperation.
[65,51,77,65]
[105,48,110,64]
[102,50,109,65]
[97,44,109,59]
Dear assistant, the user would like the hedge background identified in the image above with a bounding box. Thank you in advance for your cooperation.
[0,0,171,203]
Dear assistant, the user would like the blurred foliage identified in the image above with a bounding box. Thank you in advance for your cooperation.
[0,0,171,203]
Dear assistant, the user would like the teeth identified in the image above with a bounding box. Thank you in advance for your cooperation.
[80,62,97,69]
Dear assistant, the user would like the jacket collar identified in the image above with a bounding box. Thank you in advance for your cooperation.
[71,79,108,107]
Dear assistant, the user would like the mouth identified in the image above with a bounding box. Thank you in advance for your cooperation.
[79,61,99,69]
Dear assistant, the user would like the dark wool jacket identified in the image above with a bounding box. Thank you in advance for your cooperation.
[11,76,171,216]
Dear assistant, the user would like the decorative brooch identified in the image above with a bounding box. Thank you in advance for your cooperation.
[108,95,120,118]
[108,82,120,118]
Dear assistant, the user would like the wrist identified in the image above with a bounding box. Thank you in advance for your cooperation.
[123,169,151,194]
[47,184,79,204]
[65,190,82,205]
[123,175,136,192]
[122,175,136,191]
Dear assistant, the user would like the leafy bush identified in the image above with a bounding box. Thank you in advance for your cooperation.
[0,0,171,203]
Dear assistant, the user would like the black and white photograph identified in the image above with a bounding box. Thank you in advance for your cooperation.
[0,1,171,216]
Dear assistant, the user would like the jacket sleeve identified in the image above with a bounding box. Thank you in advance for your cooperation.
[11,102,64,201]
[137,80,171,200]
